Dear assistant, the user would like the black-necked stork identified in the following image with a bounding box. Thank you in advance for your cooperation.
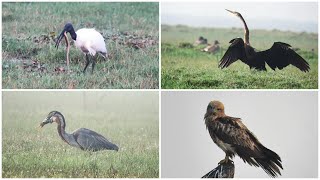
[55,23,107,73]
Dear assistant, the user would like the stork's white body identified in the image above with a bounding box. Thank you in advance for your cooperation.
[74,28,107,56]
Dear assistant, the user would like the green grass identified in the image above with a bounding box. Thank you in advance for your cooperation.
[2,2,159,89]
[2,92,159,178]
[161,25,318,89]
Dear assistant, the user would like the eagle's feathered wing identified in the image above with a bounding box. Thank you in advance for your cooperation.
[206,116,283,177]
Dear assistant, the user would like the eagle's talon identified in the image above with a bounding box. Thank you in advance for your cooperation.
[218,159,225,165]
[218,157,231,165]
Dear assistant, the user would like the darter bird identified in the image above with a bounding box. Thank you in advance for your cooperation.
[219,10,310,72]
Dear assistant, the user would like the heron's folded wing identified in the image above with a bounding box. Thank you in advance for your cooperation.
[73,128,118,151]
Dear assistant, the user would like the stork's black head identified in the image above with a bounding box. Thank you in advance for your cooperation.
[63,23,74,33]
[55,23,77,49]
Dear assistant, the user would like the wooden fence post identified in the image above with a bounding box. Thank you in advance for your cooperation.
[202,160,235,178]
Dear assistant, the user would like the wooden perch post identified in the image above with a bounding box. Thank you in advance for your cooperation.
[202,160,235,178]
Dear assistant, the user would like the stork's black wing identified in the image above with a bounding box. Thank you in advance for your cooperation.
[258,42,310,72]
[219,38,246,69]
[73,128,119,151]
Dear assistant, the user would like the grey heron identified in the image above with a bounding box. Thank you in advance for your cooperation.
[40,111,118,152]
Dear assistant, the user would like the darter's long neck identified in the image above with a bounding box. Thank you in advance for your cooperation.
[239,15,250,45]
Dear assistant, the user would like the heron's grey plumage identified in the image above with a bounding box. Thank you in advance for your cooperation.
[40,111,119,152]
[73,128,119,151]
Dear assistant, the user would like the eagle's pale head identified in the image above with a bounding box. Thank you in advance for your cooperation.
[205,100,225,119]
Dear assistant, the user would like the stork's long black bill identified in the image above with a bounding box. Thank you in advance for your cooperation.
[55,29,66,49]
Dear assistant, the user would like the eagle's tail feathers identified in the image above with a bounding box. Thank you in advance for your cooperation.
[255,158,281,177]
[254,146,283,178]
[261,146,283,169]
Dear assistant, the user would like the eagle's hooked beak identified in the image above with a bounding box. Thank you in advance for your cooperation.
[39,117,53,128]
[204,106,214,119]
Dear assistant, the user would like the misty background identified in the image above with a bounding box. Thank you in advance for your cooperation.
[162,2,318,33]
[161,91,318,178]
[2,91,159,178]
[3,91,158,117]
[2,91,159,131]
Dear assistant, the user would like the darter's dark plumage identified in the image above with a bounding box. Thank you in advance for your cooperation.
[219,10,310,72]
[204,101,283,177]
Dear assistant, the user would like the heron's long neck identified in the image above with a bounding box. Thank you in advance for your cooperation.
[55,113,74,144]
[239,15,250,45]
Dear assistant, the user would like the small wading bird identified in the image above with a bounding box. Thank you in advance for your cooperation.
[219,10,310,72]
[40,111,119,151]
[204,101,283,177]
[55,23,108,73]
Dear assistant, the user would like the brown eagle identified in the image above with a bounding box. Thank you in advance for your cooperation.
[204,100,283,177]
